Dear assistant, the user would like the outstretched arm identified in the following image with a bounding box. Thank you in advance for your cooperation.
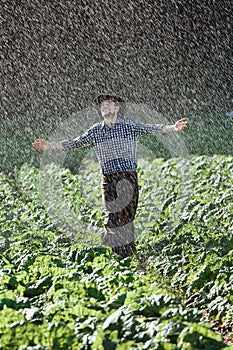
[32,139,63,151]
[162,118,188,133]
[32,128,93,152]
[128,117,188,135]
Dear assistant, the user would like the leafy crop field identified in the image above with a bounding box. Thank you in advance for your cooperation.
[0,155,233,349]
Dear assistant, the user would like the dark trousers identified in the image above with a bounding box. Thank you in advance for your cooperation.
[101,170,138,257]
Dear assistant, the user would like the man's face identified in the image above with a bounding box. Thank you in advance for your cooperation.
[100,99,119,118]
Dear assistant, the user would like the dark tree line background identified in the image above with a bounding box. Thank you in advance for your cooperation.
[0,0,232,172]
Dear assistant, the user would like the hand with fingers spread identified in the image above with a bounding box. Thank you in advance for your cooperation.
[161,118,188,133]
[32,139,50,151]
[173,118,188,132]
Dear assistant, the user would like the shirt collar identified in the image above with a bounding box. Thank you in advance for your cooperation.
[101,117,124,130]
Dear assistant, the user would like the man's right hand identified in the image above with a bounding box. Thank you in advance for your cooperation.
[32,139,50,151]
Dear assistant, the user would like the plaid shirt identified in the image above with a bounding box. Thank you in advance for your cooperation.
[61,118,165,174]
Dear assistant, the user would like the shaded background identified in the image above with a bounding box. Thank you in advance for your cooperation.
[0,0,232,172]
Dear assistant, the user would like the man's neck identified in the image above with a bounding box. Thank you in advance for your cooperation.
[103,114,118,128]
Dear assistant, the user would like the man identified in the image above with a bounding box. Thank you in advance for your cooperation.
[32,93,187,258]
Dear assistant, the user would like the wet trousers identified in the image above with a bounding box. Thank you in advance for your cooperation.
[101,170,139,257]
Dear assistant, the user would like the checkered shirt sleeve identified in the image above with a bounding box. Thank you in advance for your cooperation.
[125,118,165,135]
[61,128,93,150]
